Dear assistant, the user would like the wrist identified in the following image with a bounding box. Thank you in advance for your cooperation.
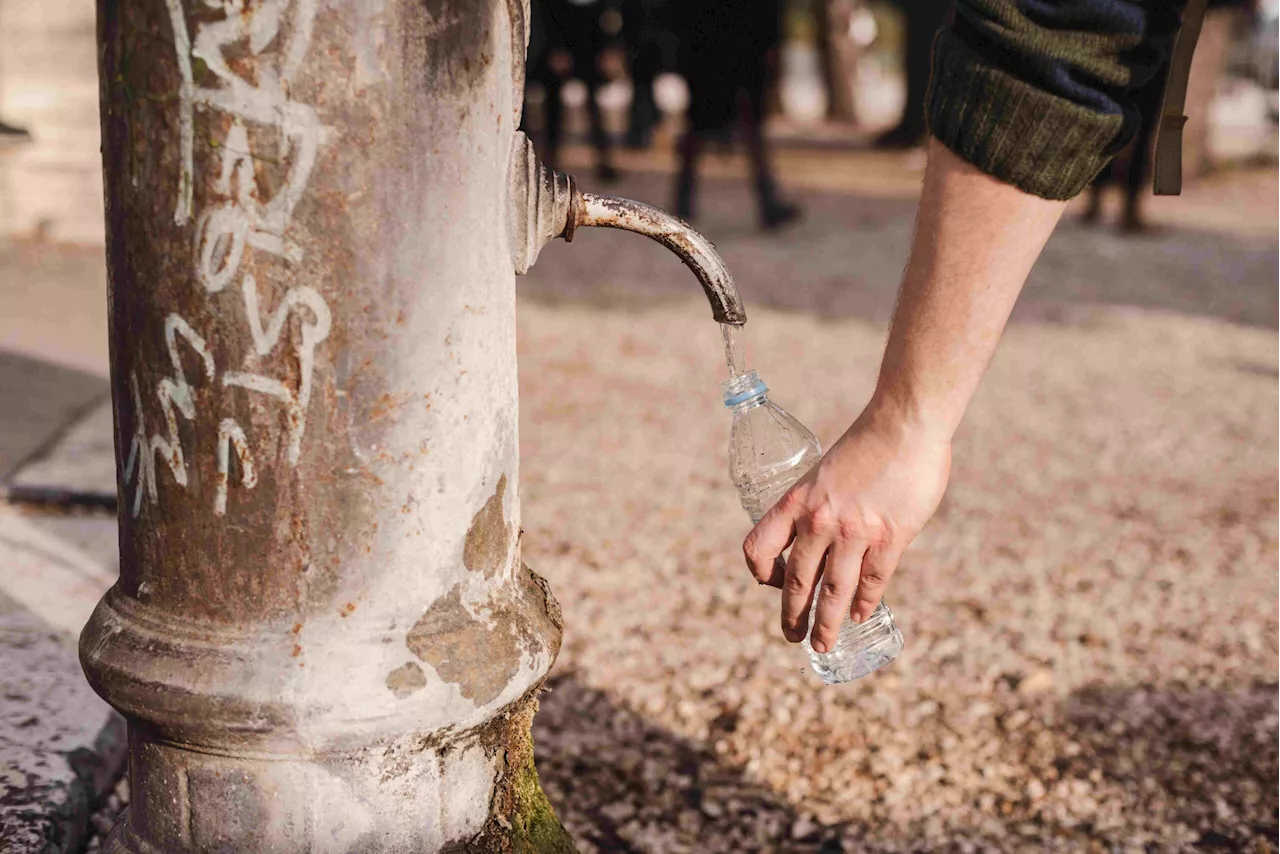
[861,387,957,448]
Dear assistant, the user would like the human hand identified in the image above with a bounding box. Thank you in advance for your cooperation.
[740,141,1063,654]
[743,400,951,653]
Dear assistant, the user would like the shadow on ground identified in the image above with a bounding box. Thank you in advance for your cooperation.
[533,673,1279,853]
[0,351,107,483]
[520,174,1278,330]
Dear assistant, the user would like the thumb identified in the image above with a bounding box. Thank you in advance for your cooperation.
[743,498,798,587]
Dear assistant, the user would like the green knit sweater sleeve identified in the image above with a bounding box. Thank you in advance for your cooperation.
[927,0,1186,200]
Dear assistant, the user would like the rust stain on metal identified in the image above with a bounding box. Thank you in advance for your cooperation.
[405,0,493,98]
[369,391,415,422]
[385,662,427,699]
[463,475,510,578]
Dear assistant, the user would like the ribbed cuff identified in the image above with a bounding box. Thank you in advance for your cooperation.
[926,30,1126,200]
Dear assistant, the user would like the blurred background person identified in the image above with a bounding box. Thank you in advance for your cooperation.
[1084,0,1256,232]
[621,0,667,149]
[528,0,620,181]
[875,0,952,148]
[1082,62,1171,233]
[670,0,801,230]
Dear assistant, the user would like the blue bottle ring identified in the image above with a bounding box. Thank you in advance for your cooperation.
[724,379,768,407]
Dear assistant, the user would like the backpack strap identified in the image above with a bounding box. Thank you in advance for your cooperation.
[1153,0,1210,195]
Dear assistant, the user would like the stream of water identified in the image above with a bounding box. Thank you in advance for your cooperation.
[721,323,747,378]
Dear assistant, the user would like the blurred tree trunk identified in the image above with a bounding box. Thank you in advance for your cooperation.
[817,0,861,122]
[1182,7,1239,177]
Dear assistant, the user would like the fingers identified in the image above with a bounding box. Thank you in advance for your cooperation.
[743,505,796,585]
[761,555,787,588]
[851,542,903,624]
[780,533,829,643]
[808,539,867,654]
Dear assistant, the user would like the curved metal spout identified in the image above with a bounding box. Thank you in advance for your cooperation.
[573,193,746,325]
[507,132,746,325]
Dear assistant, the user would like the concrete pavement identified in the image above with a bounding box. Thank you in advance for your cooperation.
[0,506,122,854]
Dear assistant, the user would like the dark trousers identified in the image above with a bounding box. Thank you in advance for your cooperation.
[888,1,952,138]
[627,49,660,146]
[1087,61,1171,226]
[622,0,664,147]
[675,62,781,219]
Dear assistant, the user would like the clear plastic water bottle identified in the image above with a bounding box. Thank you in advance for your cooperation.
[724,370,904,683]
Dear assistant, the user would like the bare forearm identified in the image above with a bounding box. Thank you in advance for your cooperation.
[872,140,1067,440]
[746,142,1073,649]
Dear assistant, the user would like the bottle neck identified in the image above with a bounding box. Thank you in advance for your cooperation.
[723,370,768,411]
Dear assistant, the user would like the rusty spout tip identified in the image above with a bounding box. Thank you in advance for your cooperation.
[576,192,747,327]
[514,145,748,326]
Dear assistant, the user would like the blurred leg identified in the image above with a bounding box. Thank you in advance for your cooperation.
[1082,183,1105,223]
[1083,150,1118,223]
[741,72,800,229]
[877,0,951,148]
[621,0,659,147]
[675,71,721,221]
[1122,61,1171,232]
[1121,134,1153,232]
[627,54,659,148]
[675,126,700,220]
[741,90,776,208]
[584,75,618,181]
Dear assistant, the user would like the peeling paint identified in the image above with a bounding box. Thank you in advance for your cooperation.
[404,576,546,706]
[463,475,510,578]
[385,662,426,698]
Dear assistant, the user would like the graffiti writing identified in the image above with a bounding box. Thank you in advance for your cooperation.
[123,0,334,517]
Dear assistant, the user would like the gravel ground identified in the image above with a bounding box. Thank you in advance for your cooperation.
[518,299,1278,852]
